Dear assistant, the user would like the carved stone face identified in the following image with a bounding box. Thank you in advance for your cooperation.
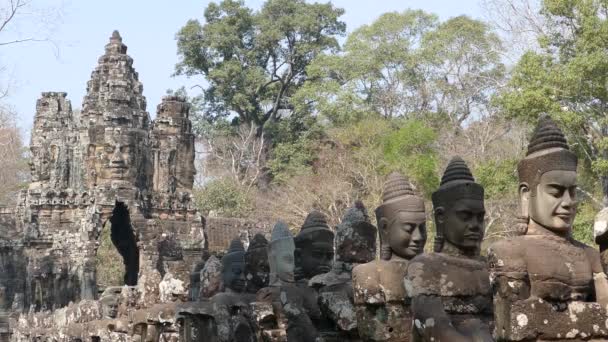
[30,146,51,182]
[89,131,140,183]
[269,240,295,284]
[297,233,334,279]
[528,170,577,233]
[222,258,246,293]
[438,199,485,250]
[100,295,119,319]
[244,247,269,290]
[382,211,426,259]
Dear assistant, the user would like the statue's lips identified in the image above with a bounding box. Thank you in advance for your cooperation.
[556,213,572,221]
[464,233,481,239]
[317,266,331,273]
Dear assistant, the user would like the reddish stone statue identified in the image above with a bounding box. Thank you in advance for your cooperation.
[352,173,426,341]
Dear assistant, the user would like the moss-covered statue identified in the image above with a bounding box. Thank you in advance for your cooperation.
[488,116,608,341]
[352,172,427,341]
[405,157,492,342]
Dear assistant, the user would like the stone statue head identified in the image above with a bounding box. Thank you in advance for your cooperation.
[295,211,335,279]
[432,157,485,255]
[244,233,270,292]
[335,201,377,264]
[376,172,427,260]
[268,221,295,286]
[99,288,121,319]
[29,146,51,182]
[221,238,246,293]
[89,128,142,184]
[517,116,577,235]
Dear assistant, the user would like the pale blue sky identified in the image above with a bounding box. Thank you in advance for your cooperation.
[1,0,484,134]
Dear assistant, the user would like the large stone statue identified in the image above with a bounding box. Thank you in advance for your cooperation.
[352,172,426,341]
[405,157,492,342]
[244,233,270,294]
[310,201,377,339]
[488,116,608,341]
[294,210,335,283]
[255,221,320,342]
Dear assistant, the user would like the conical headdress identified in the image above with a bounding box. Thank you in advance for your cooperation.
[336,202,377,263]
[221,238,245,267]
[518,116,577,189]
[296,210,334,243]
[432,157,484,208]
[375,172,425,220]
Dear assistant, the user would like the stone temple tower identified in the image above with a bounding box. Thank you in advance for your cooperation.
[2,31,205,319]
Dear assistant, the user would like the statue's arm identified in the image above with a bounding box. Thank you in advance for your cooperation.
[584,246,608,308]
[411,295,490,342]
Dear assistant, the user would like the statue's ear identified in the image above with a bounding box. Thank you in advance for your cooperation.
[434,207,445,226]
[519,182,530,219]
[378,217,389,239]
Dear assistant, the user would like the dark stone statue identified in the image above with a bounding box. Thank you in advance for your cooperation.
[352,172,426,341]
[294,211,334,283]
[405,157,492,342]
[488,116,608,341]
[310,201,377,339]
[244,234,270,294]
[254,221,321,342]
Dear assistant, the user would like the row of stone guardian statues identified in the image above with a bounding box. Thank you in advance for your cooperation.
[179,116,608,341]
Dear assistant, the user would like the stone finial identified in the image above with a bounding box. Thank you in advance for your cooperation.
[376,172,424,220]
[299,210,331,237]
[517,116,577,187]
[111,30,122,41]
[432,157,483,206]
[382,172,416,202]
[439,157,475,186]
[526,115,570,156]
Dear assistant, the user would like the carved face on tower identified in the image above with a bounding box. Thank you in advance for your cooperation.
[244,234,270,291]
[295,211,335,280]
[221,238,246,293]
[432,157,485,254]
[518,117,578,234]
[268,221,295,286]
[376,172,427,260]
[89,128,142,184]
[29,146,52,182]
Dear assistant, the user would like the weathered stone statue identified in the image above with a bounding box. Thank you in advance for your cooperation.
[488,116,608,341]
[245,233,270,294]
[352,172,426,341]
[310,201,377,339]
[179,239,255,342]
[199,255,223,299]
[294,210,334,283]
[405,157,492,342]
[254,221,321,342]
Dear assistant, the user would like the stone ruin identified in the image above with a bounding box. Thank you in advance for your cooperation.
[0,30,205,340]
[1,30,608,342]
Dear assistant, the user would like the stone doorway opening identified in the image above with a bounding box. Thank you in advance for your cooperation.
[97,201,140,287]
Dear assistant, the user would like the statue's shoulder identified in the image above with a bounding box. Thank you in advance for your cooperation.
[405,253,488,297]
[487,236,528,273]
[352,260,384,304]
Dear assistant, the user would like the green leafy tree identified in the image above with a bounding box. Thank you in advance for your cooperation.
[497,0,608,204]
[175,0,345,138]
[295,12,505,128]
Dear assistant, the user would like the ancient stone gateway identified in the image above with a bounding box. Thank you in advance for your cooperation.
[0,31,206,339]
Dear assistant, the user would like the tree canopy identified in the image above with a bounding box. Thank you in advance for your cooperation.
[175,0,346,136]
